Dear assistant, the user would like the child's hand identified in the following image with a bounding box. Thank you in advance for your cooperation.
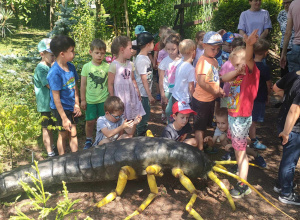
[122,119,134,129]
[162,95,168,105]
[244,29,259,46]
[236,64,246,76]
[73,104,82,117]
[62,118,72,132]
[133,115,142,125]
[217,87,225,98]
[224,144,232,151]
[149,95,155,105]
[204,136,213,142]
[81,100,87,110]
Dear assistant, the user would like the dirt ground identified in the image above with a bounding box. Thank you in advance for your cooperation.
[1,57,300,219]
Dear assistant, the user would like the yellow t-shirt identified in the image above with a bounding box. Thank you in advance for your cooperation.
[193,56,220,102]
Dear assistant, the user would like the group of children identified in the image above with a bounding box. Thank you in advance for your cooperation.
[32,0,299,204]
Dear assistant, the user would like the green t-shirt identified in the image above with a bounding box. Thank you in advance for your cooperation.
[33,63,51,112]
[81,61,109,104]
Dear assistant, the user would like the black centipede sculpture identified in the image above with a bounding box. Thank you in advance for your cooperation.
[0,137,294,219]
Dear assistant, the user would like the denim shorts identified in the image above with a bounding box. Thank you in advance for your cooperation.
[252,101,265,122]
[51,109,78,130]
[287,44,300,72]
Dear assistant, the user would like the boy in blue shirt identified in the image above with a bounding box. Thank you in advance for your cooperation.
[47,35,82,155]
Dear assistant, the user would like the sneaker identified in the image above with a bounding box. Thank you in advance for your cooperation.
[221,150,235,161]
[52,145,59,156]
[251,139,267,150]
[254,155,267,168]
[279,193,300,205]
[83,139,93,150]
[274,182,297,193]
[156,94,161,101]
[230,182,252,199]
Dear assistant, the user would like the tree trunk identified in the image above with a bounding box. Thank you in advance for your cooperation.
[50,0,55,30]
[124,0,130,37]
[95,0,101,23]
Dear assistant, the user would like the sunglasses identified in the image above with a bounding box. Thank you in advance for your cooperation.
[110,113,122,120]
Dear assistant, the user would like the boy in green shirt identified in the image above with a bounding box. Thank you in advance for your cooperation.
[81,39,109,149]
[33,38,57,157]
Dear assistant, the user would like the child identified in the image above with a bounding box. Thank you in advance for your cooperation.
[158,34,182,123]
[216,31,234,67]
[220,29,260,198]
[204,108,266,167]
[238,0,272,39]
[135,32,155,136]
[273,70,300,205]
[193,31,205,67]
[93,96,141,146]
[132,25,146,58]
[47,35,82,155]
[249,38,272,150]
[172,39,196,104]
[153,26,169,101]
[219,37,245,108]
[108,36,145,133]
[81,39,109,150]
[33,38,56,157]
[191,31,225,151]
[161,101,198,147]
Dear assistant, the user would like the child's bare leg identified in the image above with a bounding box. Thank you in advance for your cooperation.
[57,131,68,155]
[195,130,204,150]
[118,133,133,140]
[249,121,256,140]
[219,134,230,147]
[184,138,198,147]
[235,150,249,181]
[69,124,78,152]
[86,119,96,139]
[98,138,111,145]
[42,128,54,153]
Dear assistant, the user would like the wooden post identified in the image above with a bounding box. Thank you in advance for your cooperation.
[50,0,55,30]
[124,0,130,37]
[179,0,184,38]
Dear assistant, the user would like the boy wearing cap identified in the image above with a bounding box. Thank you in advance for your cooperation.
[33,38,57,157]
[216,32,234,67]
[47,35,82,155]
[134,32,155,136]
[132,25,146,58]
[162,101,198,147]
[191,31,225,151]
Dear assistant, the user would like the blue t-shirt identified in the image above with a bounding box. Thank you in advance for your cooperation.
[47,61,78,111]
[255,62,271,102]
[215,50,230,68]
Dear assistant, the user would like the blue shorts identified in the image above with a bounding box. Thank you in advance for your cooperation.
[287,44,300,72]
[252,101,265,122]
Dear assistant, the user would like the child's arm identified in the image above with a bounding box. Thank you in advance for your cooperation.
[220,66,245,82]
[197,74,224,98]
[158,68,168,104]
[124,115,142,135]
[188,81,195,98]
[279,104,300,145]
[80,76,87,110]
[131,69,141,100]
[260,29,269,39]
[153,51,158,69]
[141,74,155,104]
[108,72,115,96]
[101,119,134,138]
[203,135,218,147]
[244,29,259,72]
[74,84,81,117]
[52,90,71,132]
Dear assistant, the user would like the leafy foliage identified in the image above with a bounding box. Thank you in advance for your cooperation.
[48,0,78,37]
[0,8,15,37]
[9,161,83,220]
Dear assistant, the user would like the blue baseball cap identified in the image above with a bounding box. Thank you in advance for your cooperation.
[135,25,145,35]
[203,31,223,45]
[222,32,234,43]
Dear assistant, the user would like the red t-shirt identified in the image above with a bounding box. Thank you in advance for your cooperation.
[154,42,160,51]
[227,63,260,117]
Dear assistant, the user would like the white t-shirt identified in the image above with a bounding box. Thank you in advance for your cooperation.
[172,61,196,103]
[134,55,153,97]
[93,115,124,146]
[193,47,204,67]
[158,56,182,93]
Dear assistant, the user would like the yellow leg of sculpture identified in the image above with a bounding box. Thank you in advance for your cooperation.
[96,166,137,208]
[125,165,162,220]
[207,170,235,211]
[172,168,203,220]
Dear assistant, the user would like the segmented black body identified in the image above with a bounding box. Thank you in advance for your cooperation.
[0,137,214,199]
